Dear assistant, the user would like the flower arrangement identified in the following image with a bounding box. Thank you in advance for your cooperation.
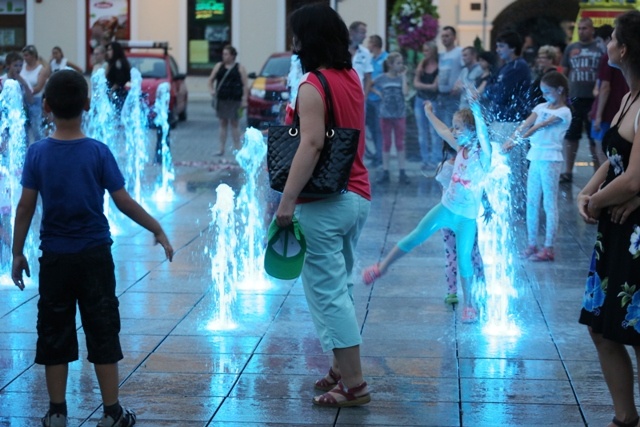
[391,0,439,51]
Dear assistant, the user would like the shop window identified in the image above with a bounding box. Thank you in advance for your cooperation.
[0,0,26,56]
[187,0,231,75]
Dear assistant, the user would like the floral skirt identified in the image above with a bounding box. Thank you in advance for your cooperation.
[579,212,640,345]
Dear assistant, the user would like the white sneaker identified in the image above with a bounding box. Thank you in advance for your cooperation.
[42,412,67,427]
[97,407,136,427]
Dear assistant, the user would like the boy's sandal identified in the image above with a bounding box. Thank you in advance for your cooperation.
[612,416,640,427]
[314,367,341,391]
[362,264,382,285]
[312,381,371,408]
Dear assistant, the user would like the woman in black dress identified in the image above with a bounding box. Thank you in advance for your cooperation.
[207,45,248,156]
[577,11,640,427]
[105,41,131,113]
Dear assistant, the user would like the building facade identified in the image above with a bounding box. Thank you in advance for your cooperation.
[2,0,524,76]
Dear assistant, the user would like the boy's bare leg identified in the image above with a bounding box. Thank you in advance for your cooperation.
[94,363,120,406]
[45,364,68,403]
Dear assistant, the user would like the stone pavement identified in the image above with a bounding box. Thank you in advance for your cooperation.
[0,99,626,426]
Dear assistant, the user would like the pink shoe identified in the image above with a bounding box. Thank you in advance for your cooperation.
[531,247,554,262]
[461,307,478,323]
[520,245,537,259]
[362,264,382,285]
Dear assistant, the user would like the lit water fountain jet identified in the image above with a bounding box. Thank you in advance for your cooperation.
[234,128,268,288]
[205,184,239,330]
[85,68,117,144]
[120,68,149,204]
[470,101,520,337]
[151,82,174,202]
[0,80,37,286]
[84,68,121,233]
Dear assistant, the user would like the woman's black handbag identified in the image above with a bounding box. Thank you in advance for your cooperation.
[267,70,360,198]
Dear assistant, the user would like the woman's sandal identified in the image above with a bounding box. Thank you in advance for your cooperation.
[362,264,382,285]
[312,381,371,408]
[314,367,341,391]
[612,416,640,427]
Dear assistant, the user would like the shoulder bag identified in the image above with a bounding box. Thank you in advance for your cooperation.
[267,70,360,198]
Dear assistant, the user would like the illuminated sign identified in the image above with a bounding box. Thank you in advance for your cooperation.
[195,0,225,20]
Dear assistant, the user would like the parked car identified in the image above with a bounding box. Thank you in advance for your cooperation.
[247,52,292,129]
[123,41,188,127]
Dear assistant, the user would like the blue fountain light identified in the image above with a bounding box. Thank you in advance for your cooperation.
[234,127,268,289]
[205,183,239,331]
[85,68,122,234]
[470,101,521,337]
[152,82,175,202]
[120,68,149,204]
[0,80,38,286]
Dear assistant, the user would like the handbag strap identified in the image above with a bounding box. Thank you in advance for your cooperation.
[215,63,235,94]
[291,70,337,129]
[310,70,337,129]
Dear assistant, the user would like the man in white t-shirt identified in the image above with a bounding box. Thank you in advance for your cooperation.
[349,21,373,94]
[453,46,483,108]
[437,26,463,128]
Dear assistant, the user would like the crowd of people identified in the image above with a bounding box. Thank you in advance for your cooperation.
[355,11,640,427]
[0,41,137,143]
[3,4,640,425]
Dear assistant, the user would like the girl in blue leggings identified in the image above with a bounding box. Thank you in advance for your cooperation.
[363,101,491,322]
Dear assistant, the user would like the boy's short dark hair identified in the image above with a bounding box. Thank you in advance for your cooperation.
[496,30,523,56]
[44,70,88,120]
[5,51,23,66]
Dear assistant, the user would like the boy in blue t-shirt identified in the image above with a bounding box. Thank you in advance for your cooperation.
[11,70,173,427]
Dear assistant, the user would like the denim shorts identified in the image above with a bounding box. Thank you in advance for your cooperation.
[35,244,123,365]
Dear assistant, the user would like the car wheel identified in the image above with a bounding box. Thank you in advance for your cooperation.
[247,118,260,129]
[178,109,187,121]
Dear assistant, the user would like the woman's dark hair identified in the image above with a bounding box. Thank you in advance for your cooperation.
[289,3,351,72]
[44,70,88,120]
[106,42,129,68]
[614,10,640,74]
[223,44,237,58]
[106,41,131,86]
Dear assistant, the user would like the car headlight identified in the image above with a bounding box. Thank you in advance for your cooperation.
[251,88,265,98]
[280,92,290,101]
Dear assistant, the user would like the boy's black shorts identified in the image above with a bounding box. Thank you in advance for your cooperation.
[35,244,123,365]
[565,97,595,142]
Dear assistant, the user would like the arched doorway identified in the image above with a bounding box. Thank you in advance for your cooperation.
[490,0,580,53]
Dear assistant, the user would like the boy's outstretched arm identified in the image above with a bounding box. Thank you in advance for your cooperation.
[12,188,38,290]
[110,188,174,261]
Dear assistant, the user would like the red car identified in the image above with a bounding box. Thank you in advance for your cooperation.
[123,42,188,127]
[247,52,292,129]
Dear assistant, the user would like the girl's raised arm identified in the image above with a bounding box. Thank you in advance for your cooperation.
[424,101,458,150]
